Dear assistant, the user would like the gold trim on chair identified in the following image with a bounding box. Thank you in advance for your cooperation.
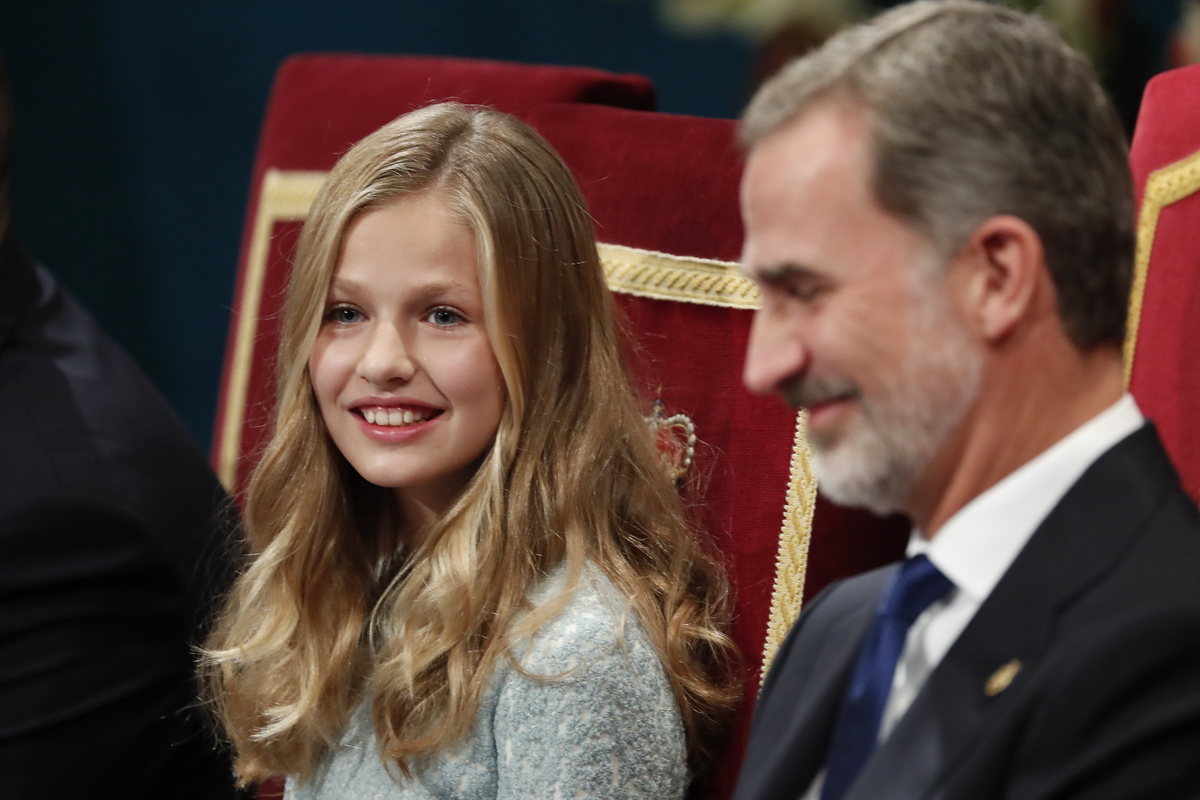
[1124,148,1200,386]
[760,411,817,682]
[597,243,760,308]
[218,169,327,491]
[217,171,814,682]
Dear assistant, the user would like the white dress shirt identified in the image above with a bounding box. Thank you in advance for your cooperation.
[799,394,1144,800]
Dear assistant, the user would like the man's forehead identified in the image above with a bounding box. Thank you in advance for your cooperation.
[744,101,872,189]
[740,102,876,265]
[742,107,876,248]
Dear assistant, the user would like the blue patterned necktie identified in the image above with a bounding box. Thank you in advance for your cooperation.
[820,554,954,800]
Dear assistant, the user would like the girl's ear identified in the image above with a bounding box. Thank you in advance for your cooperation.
[950,214,1045,342]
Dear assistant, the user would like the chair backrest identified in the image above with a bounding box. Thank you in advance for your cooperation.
[1126,62,1200,501]
[527,101,908,799]
[212,54,655,492]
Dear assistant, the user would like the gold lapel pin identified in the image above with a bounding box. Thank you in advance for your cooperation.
[984,659,1022,697]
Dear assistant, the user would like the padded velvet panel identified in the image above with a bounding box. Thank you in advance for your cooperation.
[250,54,655,177]
[1128,63,1200,500]
[214,55,655,488]
[529,102,745,262]
[1130,64,1200,209]
[528,103,908,800]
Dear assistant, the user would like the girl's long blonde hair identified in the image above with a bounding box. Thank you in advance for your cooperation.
[204,102,739,785]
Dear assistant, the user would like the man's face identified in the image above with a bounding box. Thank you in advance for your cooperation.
[740,101,982,516]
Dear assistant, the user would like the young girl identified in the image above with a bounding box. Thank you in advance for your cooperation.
[205,102,739,798]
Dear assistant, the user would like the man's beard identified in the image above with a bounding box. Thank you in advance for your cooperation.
[788,288,983,517]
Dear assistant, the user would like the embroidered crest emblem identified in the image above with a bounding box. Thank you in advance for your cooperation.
[645,398,696,485]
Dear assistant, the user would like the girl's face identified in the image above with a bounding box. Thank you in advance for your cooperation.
[309,191,504,526]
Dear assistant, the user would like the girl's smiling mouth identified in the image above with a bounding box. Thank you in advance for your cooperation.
[357,405,442,427]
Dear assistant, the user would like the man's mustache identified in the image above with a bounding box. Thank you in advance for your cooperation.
[781,375,860,412]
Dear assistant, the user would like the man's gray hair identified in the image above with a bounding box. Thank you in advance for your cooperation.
[741,0,1134,348]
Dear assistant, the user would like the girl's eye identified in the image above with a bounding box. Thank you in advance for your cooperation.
[428,307,462,327]
[329,306,362,324]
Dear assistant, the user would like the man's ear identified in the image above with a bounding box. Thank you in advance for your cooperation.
[952,215,1045,343]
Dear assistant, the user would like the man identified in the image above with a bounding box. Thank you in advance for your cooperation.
[733,3,1200,799]
[0,59,244,798]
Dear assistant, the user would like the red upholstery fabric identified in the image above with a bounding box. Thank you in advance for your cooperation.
[1128,63,1200,501]
[249,54,655,177]
[213,55,655,492]
[528,102,908,800]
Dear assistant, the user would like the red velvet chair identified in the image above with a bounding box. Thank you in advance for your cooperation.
[212,54,655,493]
[527,102,907,799]
[1126,62,1200,502]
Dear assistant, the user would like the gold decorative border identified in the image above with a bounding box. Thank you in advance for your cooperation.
[218,169,327,490]
[760,412,816,682]
[597,243,760,308]
[217,170,813,680]
[1124,148,1200,386]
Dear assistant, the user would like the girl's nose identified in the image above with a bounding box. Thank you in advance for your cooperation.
[358,324,417,386]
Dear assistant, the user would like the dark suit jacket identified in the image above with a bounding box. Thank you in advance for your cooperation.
[734,424,1200,800]
[0,233,244,799]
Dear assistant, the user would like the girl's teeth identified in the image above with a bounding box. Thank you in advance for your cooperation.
[363,407,430,427]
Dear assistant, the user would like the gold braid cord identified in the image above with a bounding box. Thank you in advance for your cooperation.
[1124,148,1200,387]
[597,243,760,308]
[219,173,814,681]
[761,412,817,683]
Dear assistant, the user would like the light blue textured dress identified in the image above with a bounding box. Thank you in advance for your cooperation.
[286,566,688,799]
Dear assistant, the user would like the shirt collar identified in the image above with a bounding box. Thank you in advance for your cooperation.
[907,394,1144,602]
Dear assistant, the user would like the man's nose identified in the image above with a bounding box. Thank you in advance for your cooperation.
[358,323,417,386]
[743,307,810,397]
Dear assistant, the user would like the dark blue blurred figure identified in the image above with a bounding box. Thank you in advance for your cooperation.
[0,57,243,799]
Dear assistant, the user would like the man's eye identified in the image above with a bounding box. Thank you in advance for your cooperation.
[428,307,462,326]
[789,282,827,303]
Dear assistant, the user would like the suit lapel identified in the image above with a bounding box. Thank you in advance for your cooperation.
[781,596,878,784]
[846,426,1178,800]
[738,567,894,800]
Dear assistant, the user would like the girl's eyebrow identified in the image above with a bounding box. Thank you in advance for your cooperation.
[409,280,474,303]
[326,277,476,303]
[325,276,361,297]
